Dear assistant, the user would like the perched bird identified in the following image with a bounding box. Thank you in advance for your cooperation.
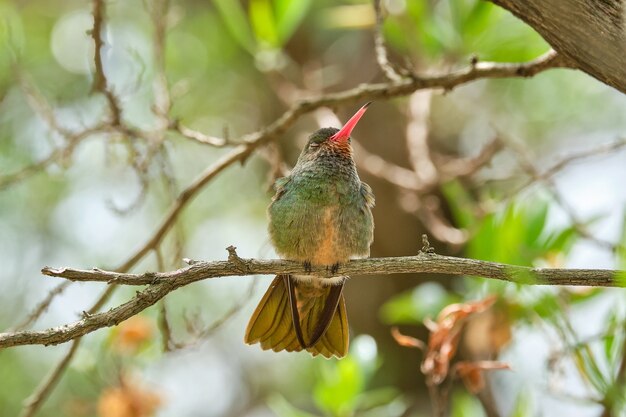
[245,103,375,359]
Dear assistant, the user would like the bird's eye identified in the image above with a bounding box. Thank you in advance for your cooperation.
[309,142,320,149]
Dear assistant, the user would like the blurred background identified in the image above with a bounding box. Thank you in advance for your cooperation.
[0,0,625,416]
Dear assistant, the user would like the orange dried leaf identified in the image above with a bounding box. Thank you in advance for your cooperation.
[112,316,154,353]
[391,327,425,350]
[97,376,162,417]
[455,361,511,394]
[437,295,497,323]
[419,295,498,385]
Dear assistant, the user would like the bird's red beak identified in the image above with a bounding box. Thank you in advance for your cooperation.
[330,102,371,143]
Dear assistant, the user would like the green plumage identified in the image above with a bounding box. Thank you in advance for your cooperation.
[245,105,374,358]
[268,127,375,265]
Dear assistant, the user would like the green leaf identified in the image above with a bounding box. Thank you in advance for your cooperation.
[355,387,401,412]
[380,282,461,324]
[528,290,560,319]
[441,180,476,229]
[314,357,364,417]
[510,390,533,417]
[275,0,312,44]
[268,394,320,417]
[573,345,609,393]
[450,389,486,417]
[213,0,256,52]
[618,209,626,271]
[544,226,577,254]
[462,2,496,37]
[249,0,279,47]
[463,197,581,267]
[525,202,548,246]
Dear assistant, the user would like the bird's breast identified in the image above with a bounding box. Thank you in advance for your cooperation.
[308,206,347,265]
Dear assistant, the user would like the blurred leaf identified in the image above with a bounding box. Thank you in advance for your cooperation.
[618,210,626,280]
[462,198,579,267]
[526,202,548,245]
[441,181,476,229]
[268,395,320,417]
[275,0,312,43]
[573,345,610,393]
[106,315,155,355]
[510,287,602,324]
[567,288,602,304]
[450,389,486,417]
[380,282,461,324]
[522,290,560,320]
[455,360,511,394]
[461,2,495,38]
[603,310,620,366]
[510,390,533,417]
[355,387,400,412]
[387,0,546,62]
[97,377,162,417]
[249,0,279,47]
[314,357,364,417]
[213,0,256,52]
[0,2,24,66]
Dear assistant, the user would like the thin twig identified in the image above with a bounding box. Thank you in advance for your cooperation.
[600,322,626,416]
[17,284,116,417]
[506,137,622,252]
[9,282,72,332]
[19,338,81,417]
[158,300,179,351]
[510,137,626,197]
[91,0,122,125]
[373,0,402,81]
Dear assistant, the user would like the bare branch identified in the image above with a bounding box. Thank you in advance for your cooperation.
[438,137,505,179]
[42,250,622,287]
[406,90,437,186]
[0,246,622,349]
[169,120,228,147]
[2,48,565,191]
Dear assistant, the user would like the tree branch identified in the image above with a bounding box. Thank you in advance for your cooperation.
[488,0,626,93]
[0,246,622,350]
[373,0,403,81]
[91,0,122,125]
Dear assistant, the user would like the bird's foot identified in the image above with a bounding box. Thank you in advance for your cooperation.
[329,262,341,275]
[303,261,312,273]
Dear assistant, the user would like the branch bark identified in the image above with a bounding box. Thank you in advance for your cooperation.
[0,247,622,349]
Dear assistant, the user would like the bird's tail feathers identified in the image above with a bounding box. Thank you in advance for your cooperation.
[244,275,349,358]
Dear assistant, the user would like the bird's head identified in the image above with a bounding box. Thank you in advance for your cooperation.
[300,102,370,162]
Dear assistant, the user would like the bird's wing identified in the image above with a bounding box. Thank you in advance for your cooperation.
[272,176,291,202]
[360,181,375,209]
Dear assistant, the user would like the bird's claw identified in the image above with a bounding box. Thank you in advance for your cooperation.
[330,263,340,275]
[303,261,312,273]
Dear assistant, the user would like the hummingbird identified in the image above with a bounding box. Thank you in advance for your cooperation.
[245,103,375,359]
